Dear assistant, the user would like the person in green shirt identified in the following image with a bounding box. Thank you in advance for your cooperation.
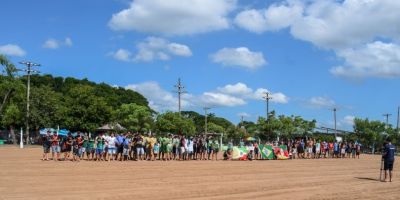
[95,134,105,161]
[212,139,220,161]
[207,138,213,160]
[87,136,95,161]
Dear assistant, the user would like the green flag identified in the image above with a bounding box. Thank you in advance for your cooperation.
[260,144,274,160]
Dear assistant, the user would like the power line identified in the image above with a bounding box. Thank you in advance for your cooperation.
[19,61,40,145]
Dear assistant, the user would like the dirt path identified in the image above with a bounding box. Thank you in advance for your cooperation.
[0,146,398,200]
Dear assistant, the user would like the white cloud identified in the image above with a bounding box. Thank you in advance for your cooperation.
[253,88,289,104]
[211,47,267,70]
[308,96,335,109]
[198,92,246,107]
[112,49,132,62]
[65,37,73,47]
[342,115,355,126]
[125,81,184,111]
[331,41,400,78]
[43,39,59,49]
[217,82,253,96]
[0,44,26,57]
[43,37,73,49]
[234,1,303,33]
[112,37,192,62]
[237,112,251,118]
[125,81,288,111]
[235,0,400,78]
[109,0,236,35]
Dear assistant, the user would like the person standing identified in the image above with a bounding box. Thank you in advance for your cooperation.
[42,131,51,161]
[382,139,396,182]
[87,135,95,161]
[107,133,117,161]
[51,131,61,161]
[115,133,125,161]
[135,133,145,161]
[95,133,105,161]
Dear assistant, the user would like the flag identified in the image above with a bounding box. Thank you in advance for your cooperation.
[260,144,274,160]
[274,145,289,160]
[232,146,248,160]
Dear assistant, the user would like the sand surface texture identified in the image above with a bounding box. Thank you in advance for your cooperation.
[0,146,399,200]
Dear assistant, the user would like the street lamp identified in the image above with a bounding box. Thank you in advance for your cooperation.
[19,61,40,145]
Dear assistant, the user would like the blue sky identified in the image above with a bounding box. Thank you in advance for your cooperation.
[1,0,400,130]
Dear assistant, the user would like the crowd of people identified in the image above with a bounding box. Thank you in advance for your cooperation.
[287,139,362,159]
[40,130,364,162]
[41,131,221,162]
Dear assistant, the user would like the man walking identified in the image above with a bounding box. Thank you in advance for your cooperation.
[382,139,396,182]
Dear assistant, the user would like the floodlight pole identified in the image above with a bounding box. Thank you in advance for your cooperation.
[19,61,40,145]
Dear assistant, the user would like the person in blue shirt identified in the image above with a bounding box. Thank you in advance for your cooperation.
[382,139,396,182]
[333,142,339,158]
[115,133,125,161]
[122,133,130,161]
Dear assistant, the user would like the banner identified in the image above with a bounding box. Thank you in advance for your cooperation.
[274,145,289,160]
[232,147,248,160]
[260,144,274,160]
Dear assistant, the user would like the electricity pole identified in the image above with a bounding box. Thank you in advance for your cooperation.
[383,113,392,130]
[333,108,337,139]
[19,61,40,145]
[174,78,186,115]
[396,106,399,131]
[204,107,210,134]
[262,92,272,120]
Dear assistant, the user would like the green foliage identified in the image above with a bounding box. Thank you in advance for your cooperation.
[115,103,153,132]
[155,112,196,136]
[63,85,112,131]
[29,86,64,129]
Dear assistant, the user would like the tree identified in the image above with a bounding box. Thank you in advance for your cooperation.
[207,122,224,133]
[2,104,23,144]
[354,118,386,154]
[115,103,153,132]
[155,112,196,136]
[29,86,65,130]
[63,85,112,131]
[0,55,19,114]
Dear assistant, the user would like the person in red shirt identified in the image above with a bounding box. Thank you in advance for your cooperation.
[51,131,60,161]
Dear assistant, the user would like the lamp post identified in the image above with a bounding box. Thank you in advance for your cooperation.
[19,61,40,145]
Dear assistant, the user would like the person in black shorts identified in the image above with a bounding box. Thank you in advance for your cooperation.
[42,131,51,161]
[382,138,396,182]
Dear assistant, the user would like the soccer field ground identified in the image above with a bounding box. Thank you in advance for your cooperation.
[0,146,399,200]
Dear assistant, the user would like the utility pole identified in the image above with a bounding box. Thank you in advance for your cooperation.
[174,78,186,115]
[19,61,40,145]
[262,92,272,120]
[204,107,210,134]
[332,108,337,139]
[383,113,392,130]
[396,106,399,131]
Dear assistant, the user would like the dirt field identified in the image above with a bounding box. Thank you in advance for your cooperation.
[0,146,399,200]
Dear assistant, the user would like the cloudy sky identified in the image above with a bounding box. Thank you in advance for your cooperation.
[1,0,399,130]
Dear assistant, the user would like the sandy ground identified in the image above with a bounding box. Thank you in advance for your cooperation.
[0,146,399,200]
